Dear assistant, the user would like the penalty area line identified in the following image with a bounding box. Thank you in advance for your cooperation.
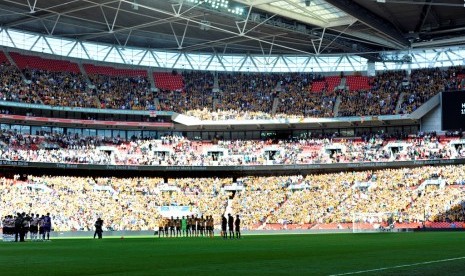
[329,256,465,276]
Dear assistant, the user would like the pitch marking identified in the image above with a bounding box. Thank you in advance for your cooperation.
[329,256,465,276]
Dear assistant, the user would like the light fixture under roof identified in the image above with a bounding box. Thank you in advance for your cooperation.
[186,0,244,16]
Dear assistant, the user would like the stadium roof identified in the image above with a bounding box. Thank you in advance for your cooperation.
[0,0,464,61]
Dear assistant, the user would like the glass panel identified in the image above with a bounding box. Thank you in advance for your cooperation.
[112,130,125,139]
[52,127,64,134]
[340,128,354,137]
[31,126,41,135]
[83,129,97,137]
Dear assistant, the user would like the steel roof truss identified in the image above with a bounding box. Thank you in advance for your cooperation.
[238,55,248,71]
[149,50,161,67]
[171,52,182,69]
[29,35,40,51]
[100,5,112,33]
[4,0,112,28]
[345,55,355,71]
[321,21,354,53]
[43,36,55,55]
[103,45,113,61]
[250,55,259,71]
[113,46,124,63]
[26,0,37,13]
[110,0,123,33]
[66,41,78,57]
[50,14,61,35]
[300,56,311,71]
[184,52,195,69]
[444,51,453,65]
[123,29,132,48]
[135,49,147,66]
[215,53,227,71]
[119,0,315,55]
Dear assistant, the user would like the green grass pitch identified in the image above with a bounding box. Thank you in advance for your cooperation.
[1,232,465,275]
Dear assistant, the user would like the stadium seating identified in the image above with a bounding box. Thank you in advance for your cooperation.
[154,72,184,91]
[0,51,8,63]
[84,64,147,77]
[310,80,326,92]
[325,76,341,92]
[10,52,80,73]
[0,49,464,120]
[346,76,370,91]
[1,147,465,231]
[0,130,462,166]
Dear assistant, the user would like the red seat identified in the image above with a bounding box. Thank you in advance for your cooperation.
[10,52,80,73]
[346,76,370,91]
[83,64,147,77]
[153,72,184,91]
[0,51,8,64]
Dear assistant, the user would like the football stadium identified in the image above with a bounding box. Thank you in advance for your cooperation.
[1,0,465,275]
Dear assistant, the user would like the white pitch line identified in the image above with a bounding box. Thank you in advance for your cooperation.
[329,256,465,276]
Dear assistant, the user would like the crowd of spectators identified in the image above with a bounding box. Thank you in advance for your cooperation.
[182,73,336,120]
[0,175,229,231]
[157,71,215,114]
[399,67,465,114]
[1,54,465,120]
[275,74,335,118]
[1,130,464,166]
[233,165,465,227]
[0,65,93,107]
[1,164,465,231]
[337,71,406,117]
[88,73,154,110]
[24,68,91,108]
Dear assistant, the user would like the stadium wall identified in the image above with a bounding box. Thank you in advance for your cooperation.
[39,229,354,239]
[0,158,461,178]
[420,104,442,132]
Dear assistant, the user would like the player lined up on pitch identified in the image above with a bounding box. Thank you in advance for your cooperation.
[221,213,241,239]
[157,215,215,238]
[2,212,52,242]
[156,214,241,239]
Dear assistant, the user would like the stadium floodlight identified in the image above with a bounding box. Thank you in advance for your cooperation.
[132,0,139,10]
[227,7,244,15]
[200,20,211,30]
[186,0,244,16]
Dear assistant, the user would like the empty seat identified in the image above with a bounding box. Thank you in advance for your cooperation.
[84,64,147,77]
[153,72,184,91]
[10,52,80,73]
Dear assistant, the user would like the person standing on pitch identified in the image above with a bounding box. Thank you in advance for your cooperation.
[181,216,187,237]
[175,217,181,237]
[21,213,31,242]
[94,218,103,239]
[187,215,194,237]
[43,213,52,240]
[235,215,241,239]
[221,214,227,239]
[200,215,206,237]
[38,215,45,241]
[164,217,169,237]
[208,215,214,238]
[158,216,165,238]
[228,213,234,239]
[29,214,40,241]
[14,213,23,242]
[169,216,175,237]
